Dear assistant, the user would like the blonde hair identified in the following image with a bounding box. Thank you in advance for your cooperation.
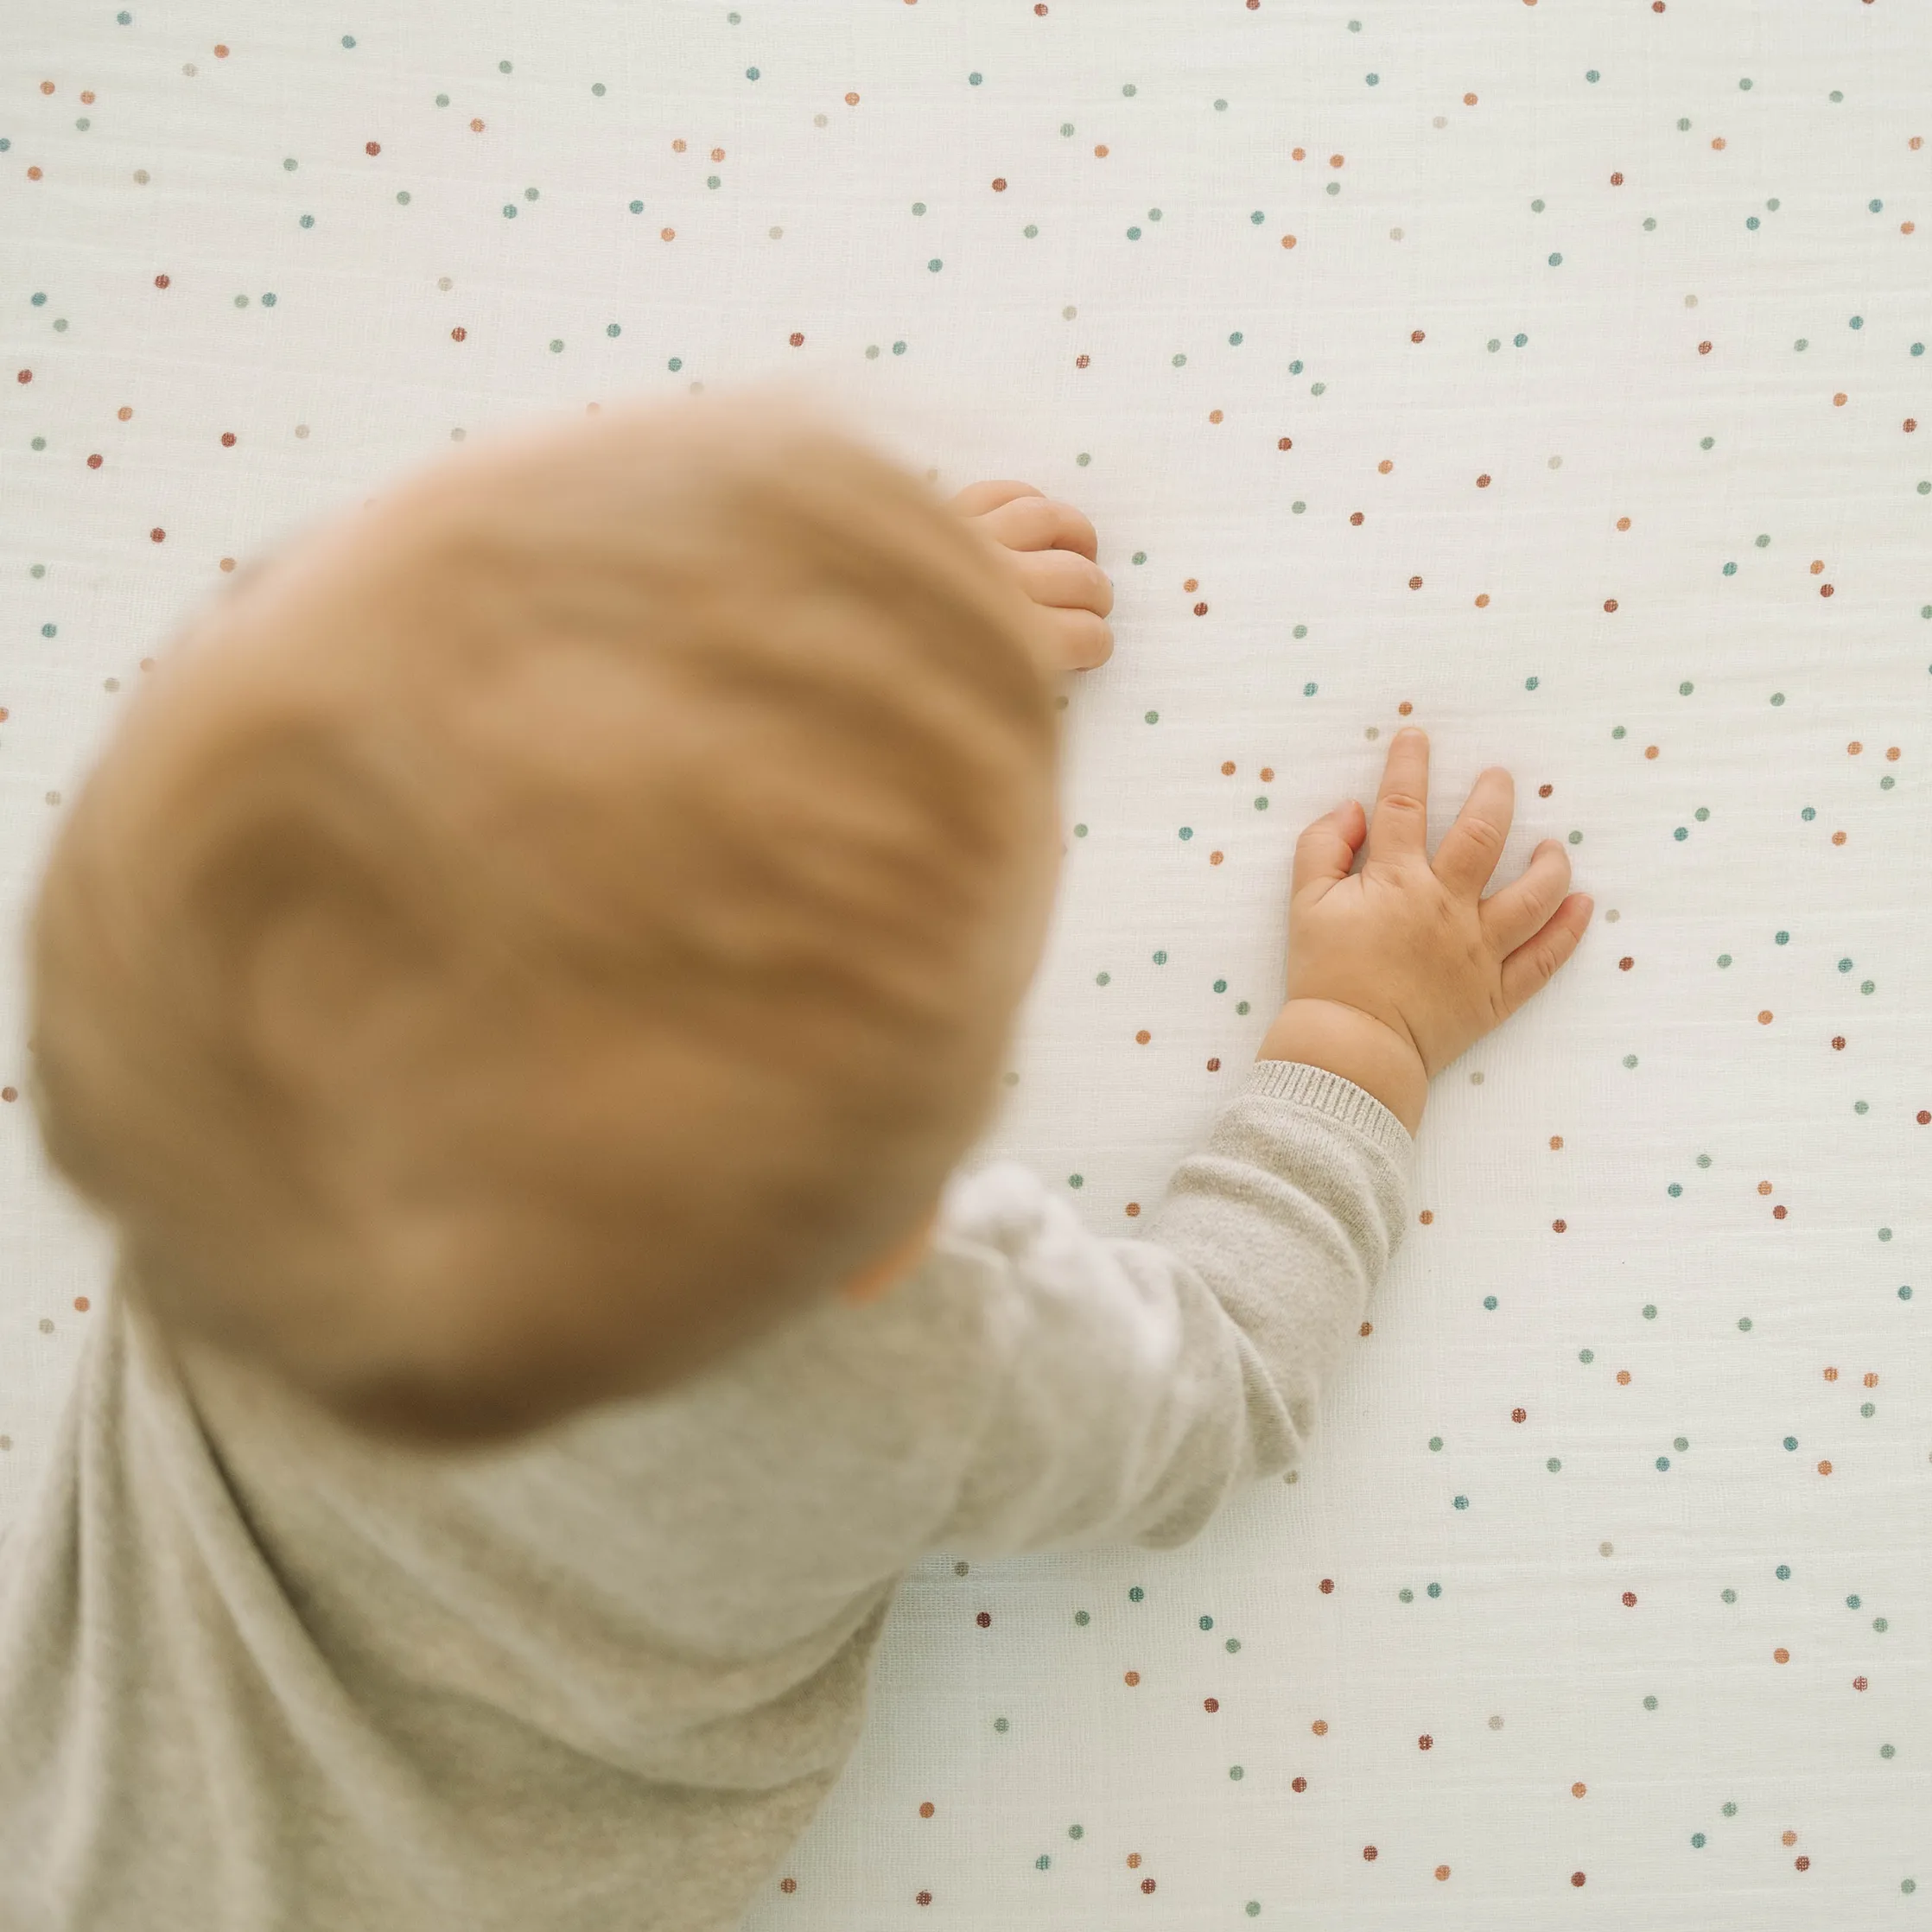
[28,389,1061,1443]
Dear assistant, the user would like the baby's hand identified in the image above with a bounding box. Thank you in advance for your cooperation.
[1257,728,1593,1134]
[949,480,1114,670]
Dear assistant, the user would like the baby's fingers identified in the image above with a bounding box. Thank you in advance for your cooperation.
[1498,893,1595,1013]
[1292,800,1369,897]
[949,479,1044,518]
[1482,837,1571,954]
[1036,606,1114,670]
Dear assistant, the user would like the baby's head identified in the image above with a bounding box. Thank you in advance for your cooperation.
[29,391,1061,1443]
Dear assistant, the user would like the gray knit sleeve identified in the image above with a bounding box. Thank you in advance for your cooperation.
[935,1063,1414,1554]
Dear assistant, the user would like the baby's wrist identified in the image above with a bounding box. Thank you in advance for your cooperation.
[1255,998,1428,1135]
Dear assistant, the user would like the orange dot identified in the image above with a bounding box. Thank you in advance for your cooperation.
[1329,153,1344,168]
[1281,234,1297,249]
[1572,1783,1587,1798]
[1474,594,1490,607]
[1824,1366,1839,1382]
[1864,1370,1878,1388]
[1831,829,1846,846]
[1292,147,1306,161]
[1123,1670,1141,1686]
[1134,1029,1151,1045]
[1312,1719,1329,1735]
[1774,1648,1790,1663]
[844,92,860,105]
[919,1802,935,1818]
[469,118,485,132]
[1887,746,1901,759]
[39,80,54,95]
[1783,1831,1798,1846]
[1124,1202,1140,1217]
[1758,1180,1775,1195]
[1221,759,1236,774]
[1208,409,1223,423]
[1849,740,1864,754]
[219,557,236,572]
[1378,459,1394,473]
[1914,137,1925,150]
[1260,766,1274,780]
[1126,1853,1142,1869]
[1818,1460,1833,1475]
[213,42,230,56]
[1397,701,1414,715]
[671,138,687,152]
[1712,137,1726,150]
[1419,1209,1435,1225]
[1359,1320,1372,1337]
[80,90,95,105]
[117,405,132,421]
[1644,744,1659,759]
[1616,1370,1632,1386]
[1185,577,1200,592]
[1209,850,1223,865]
[660,227,676,241]
[1616,516,1631,530]
[1903,222,1916,234]
[26,167,42,181]
[1549,1134,1564,1149]
[1833,393,1847,407]
[74,1295,90,1312]
[1758,1010,1774,1025]
[710,147,726,162]
[1435,1865,1452,1880]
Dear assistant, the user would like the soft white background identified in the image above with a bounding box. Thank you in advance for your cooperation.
[2,3,1927,1924]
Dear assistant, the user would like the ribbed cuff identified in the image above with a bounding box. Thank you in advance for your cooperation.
[1245,1060,1415,1164]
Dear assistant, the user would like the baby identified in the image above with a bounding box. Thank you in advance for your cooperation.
[0,390,1590,1929]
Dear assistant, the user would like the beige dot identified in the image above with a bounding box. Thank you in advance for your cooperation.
[38,1318,54,1333]
[1684,294,1699,308]
[813,112,828,126]
[436,276,453,290]
[44,791,60,807]
[294,423,309,438]
[768,226,783,238]
[132,168,149,184]
[1599,1541,1613,1556]
[1433,115,1447,128]
[1488,1715,1504,1730]
[450,427,466,441]
[1389,226,1403,240]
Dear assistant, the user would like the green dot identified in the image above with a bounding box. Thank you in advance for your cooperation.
[1568,830,1583,845]
[1855,1100,1869,1113]
[629,200,643,213]
[1677,118,1691,130]
[1453,1495,1469,1510]
[1127,226,1142,240]
[1236,1001,1249,1015]
[1876,1617,1890,1631]
[1428,1436,1443,1451]
[1293,623,1307,637]
[1060,123,1075,137]
[1770,691,1784,705]
[1697,1154,1713,1167]
[1829,90,1843,102]
[1144,710,1159,724]
[1213,979,1227,993]
[1229,1764,1244,1780]
[1214,99,1228,111]
[1700,436,1715,449]
[1326,181,1339,195]
[1022,225,1038,238]
[499,59,512,73]
[395,190,410,204]
[1643,216,1656,231]
[1624,1053,1638,1068]
[1738,1317,1752,1331]
[1072,823,1087,837]
[1879,1228,1892,1242]
[1612,725,1626,739]
[1579,1348,1594,1363]
[1247,1904,1261,1918]
[435,94,449,107]
[1069,1824,1084,1840]
[1724,562,1738,575]
[1131,551,1147,564]
[592,82,606,96]
[1152,950,1167,965]
[1426,1582,1441,1598]
[1722,1588,1737,1603]
[968,71,981,84]
[1226,1637,1241,1652]
[1303,683,1318,696]
[1292,502,1306,515]
[1128,1586,1144,1602]
[1399,1586,1414,1602]
[1547,1458,1561,1472]
[1483,1294,1498,1310]
[1722,1802,1738,1816]
[549,339,563,353]
[1123,83,1137,96]
[1643,1695,1658,1710]
[1074,1609,1090,1624]
[994,1716,1009,1732]
[1862,1401,1875,1418]
[1075,451,1089,466]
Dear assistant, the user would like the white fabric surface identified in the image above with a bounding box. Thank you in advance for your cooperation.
[2,3,1927,1926]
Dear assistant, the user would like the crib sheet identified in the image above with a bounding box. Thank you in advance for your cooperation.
[2,3,1928,1926]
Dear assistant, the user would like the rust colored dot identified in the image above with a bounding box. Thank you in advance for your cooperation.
[918,1802,935,1818]
[86,454,103,469]
[1278,435,1293,449]
[1206,1057,1222,1071]
[1573,1782,1587,1796]
[1419,1209,1434,1225]
[1363,1846,1378,1862]
[1222,759,1236,774]
[1699,340,1713,355]
[1758,1010,1774,1025]
[1,1089,15,1103]
[1397,702,1413,716]
[219,431,236,447]
[1512,1408,1528,1423]
[155,274,170,289]
[1796,1857,1811,1872]
[1293,1776,1308,1791]
[1774,1204,1789,1217]
[451,327,467,341]
[1209,850,1224,865]
[1124,1670,1141,1686]
[1549,1134,1564,1148]
[1476,473,1490,486]
[149,528,165,543]
[844,91,860,105]
[1604,598,1619,613]
[1378,459,1395,473]
[1124,1202,1141,1217]
[1319,1578,1336,1594]
[1616,1370,1632,1386]
[1854,1675,1868,1690]
[1611,171,1624,185]
[1572,1872,1587,1888]
[1350,511,1365,525]
[779,1878,798,1894]
[1075,353,1090,368]
[39,80,54,95]
[915,1891,932,1907]
[1093,144,1109,157]
[1774,1648,1790,1662]
[1410,330,1426,343]
[1552,1218,1567,1233]
[1435,1865,1452,1881]
[1831,829,1846,845]
[117,406,132,421]
[469,118,485,132]
[1821,583,1834,597]
[787,332,804,347]
[1617,516,1631,530]
[1312,1719,1329,1736]
[1408,575,1423,590]
[975,1611,991,1628]
[1204,1698,1219,1713]
[1908,419,1919,433]
[213,43,230,56]
[1830,1038,1846,1052]
[1920,1110,1931,1124]
[1817,1460,1833,1475]
[1141,1880,1157,1895]
[1281,234,1297,249]
[1260,766,1274,780]
[1418,1734,1433,1750]
[1475,593,1490,607]
[1622,1592,1636,1606]
[365,141,380,156]
[1193,601,1209,615]
[1134,1030,1151,1045]
[1618,956,1634,971]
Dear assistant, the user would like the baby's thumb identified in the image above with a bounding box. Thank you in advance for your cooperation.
[1291,800,1367,897]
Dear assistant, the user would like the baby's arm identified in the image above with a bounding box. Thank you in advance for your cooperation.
[935,728,1592,1554]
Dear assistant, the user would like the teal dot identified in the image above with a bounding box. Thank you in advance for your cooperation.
[503,205,517,219]
[1722,1587,1737,1603]
[1548,252,1563,266]
[1547,1458,1561,1472]
[1757,533,1771,547]
[1656,1456,1670,1471]
[1453,1495,1469,1510]
[1899,1285,1913,1300]
[1067,1174,1083,1190]
[628,200,643,213]
[1915,344,1927,357]
[592,82,605,96]
[1722,1802,1738,1816]
[340,34,355,48]
[1127,226,1141,240]
[1585,69,1599,83]
[1074,1610,1090,1624]
[1152,950,1167,965]
[1128,1586,1144,1602]
[746,67,759,80]
[1579,1348,1594,1363]
[1035,1854,1051,1870]
[1871,200,1884,213]
[117,9,130,19]
[40,624,55,639]
[395,190,410,205]
[1777,1563,1793,1579]
[969,72,982,85]
[1680,680,1694,695]
[1484,1295,1497,1310]
[1674,827,1688,842]
[1718,953,1732,967]
[1802,806,1815,820]
[1427,1582,1441,1598]
[668,356,682,372]
[929,259,944,276]
[1738,1317,1753,1331]
[1745,217,1759,231]
[1783,1436,1798,1451]
[1695,807,1709,822]
[893,340,906,354]
[1724,561,1738,574]
[1230,330,1244,343]
[1770,691,1783,705]
[1178,827,1192,841]
[1526,676,1540,691]
[1692,1834,1706,1849]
